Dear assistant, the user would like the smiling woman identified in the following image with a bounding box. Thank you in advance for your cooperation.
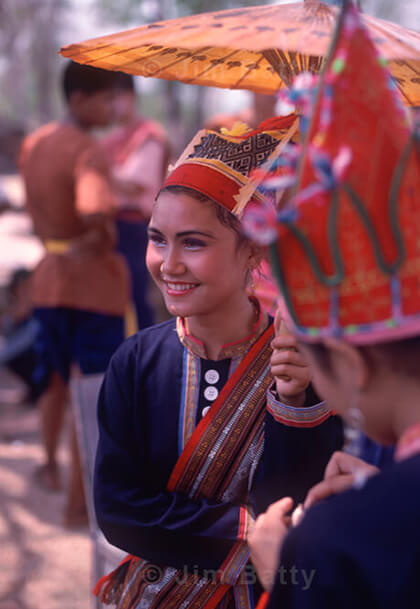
[93,115,343,609]
[146,189,257,351]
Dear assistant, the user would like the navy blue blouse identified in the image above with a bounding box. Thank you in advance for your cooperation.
[94,319,343,573]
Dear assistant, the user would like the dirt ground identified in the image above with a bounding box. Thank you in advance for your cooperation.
[0,367,92,609]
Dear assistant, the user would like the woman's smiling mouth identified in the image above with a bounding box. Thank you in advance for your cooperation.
[164,281,200,295]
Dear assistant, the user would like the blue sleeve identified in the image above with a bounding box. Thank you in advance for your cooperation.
[94,338,247,571]
[252,385,344,514]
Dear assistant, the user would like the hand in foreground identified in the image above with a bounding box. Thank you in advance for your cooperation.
[248,497,293,592]
[271,310,311,407]
[304,451,379,510]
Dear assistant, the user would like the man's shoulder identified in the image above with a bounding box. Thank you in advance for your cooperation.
[21,122,58,159]
[21,121,93,162]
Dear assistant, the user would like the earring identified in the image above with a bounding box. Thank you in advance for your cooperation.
[344,392,365,459]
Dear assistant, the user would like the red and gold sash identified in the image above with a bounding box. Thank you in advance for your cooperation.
[96,323,274,609]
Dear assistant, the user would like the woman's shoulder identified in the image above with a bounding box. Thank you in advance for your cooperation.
[110,318,180,368]
[133,318,178,346]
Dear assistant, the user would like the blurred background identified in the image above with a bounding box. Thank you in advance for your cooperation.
[0,1,418,608]
[0,0,419,281]
[1,0,419,154]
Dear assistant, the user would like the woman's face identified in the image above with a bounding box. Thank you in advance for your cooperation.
[299,339,396,445]
[298,341,349,414]
[146,191,253,320]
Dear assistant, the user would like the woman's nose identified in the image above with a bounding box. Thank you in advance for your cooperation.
[160,249,185,276]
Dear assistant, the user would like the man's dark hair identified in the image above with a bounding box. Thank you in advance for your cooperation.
[114,71,136,93]
[62,61,118,101]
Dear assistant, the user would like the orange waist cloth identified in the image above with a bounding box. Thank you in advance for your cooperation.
[31,250,130,316]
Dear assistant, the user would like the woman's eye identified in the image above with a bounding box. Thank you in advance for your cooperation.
[184,238,206,249]
[149,235,166,247]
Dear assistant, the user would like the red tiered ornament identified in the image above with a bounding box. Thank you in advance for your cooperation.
[270,2,420,344]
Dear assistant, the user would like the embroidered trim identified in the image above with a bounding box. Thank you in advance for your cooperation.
[168,325,273,497]
[229,355,242,377]
[218,540,251,586]
[233,582,254,609]
[267,390,332,428]
[176,299,268,360]
[178,348,201,453]
[238,506,255,542]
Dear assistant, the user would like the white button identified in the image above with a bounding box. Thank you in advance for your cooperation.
[204,386,219,401]
[205,369,220,385]
[202,406,211,418]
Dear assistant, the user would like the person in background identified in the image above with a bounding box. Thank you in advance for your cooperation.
[0,268,42,404]
[104,72,170,330]
[19,60,129,525]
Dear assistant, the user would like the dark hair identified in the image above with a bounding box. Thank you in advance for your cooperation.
[62,61,118,101]
[114,72,136,93]
[159,185,250,248]
[305,335,420,380]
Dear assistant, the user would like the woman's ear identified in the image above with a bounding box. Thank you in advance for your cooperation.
[323,338,371,392]
[248,243,264,269]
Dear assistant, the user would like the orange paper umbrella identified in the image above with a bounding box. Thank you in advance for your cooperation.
[61,2,420,106]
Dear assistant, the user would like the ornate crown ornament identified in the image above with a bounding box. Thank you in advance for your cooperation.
[246,0,420,344]
[162,115,298,216]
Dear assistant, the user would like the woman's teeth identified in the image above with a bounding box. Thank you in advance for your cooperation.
[167,283,197,291]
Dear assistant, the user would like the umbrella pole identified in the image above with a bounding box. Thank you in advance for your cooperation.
[262,49,325,88]
[264,0,360,89]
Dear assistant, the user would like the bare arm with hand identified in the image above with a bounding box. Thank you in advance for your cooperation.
[271,310,311,407]
[304,451,379,510]
[248,497,293,592]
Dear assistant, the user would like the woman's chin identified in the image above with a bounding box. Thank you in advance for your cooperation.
[166,300,193,318]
